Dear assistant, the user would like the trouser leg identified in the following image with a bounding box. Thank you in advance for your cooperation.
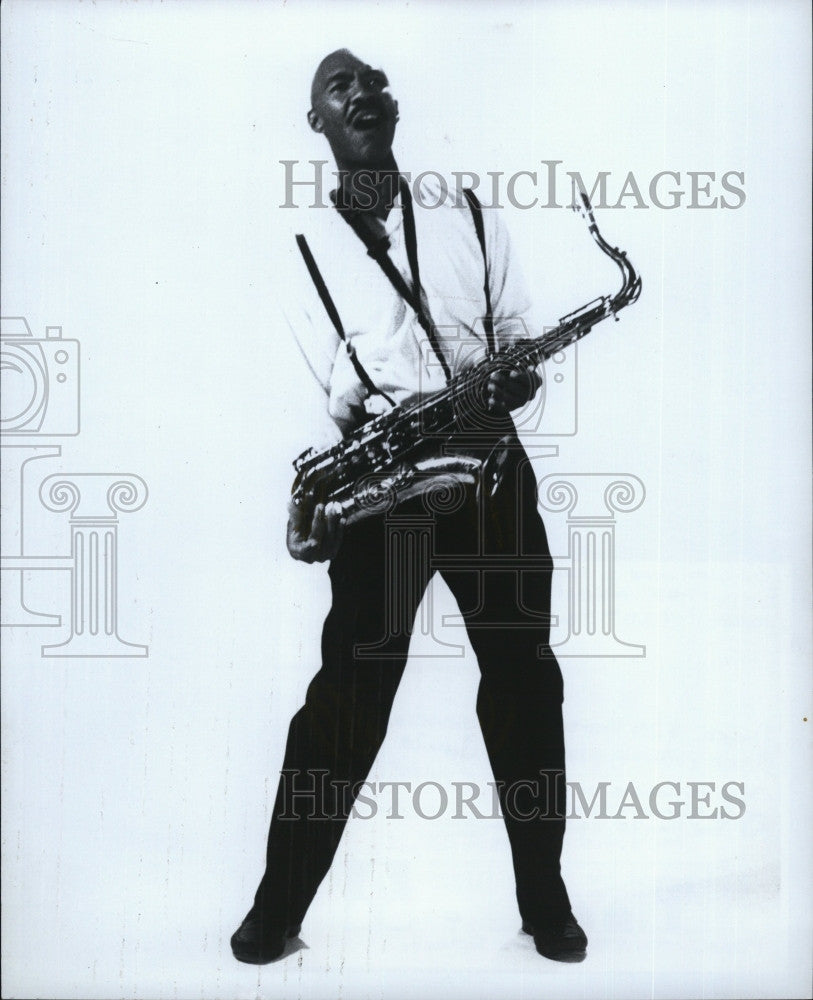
[253,515,422,925]
[439,450,571,927]
[467,608,570,927]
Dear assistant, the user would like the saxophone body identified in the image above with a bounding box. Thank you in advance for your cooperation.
[291,193,642,526]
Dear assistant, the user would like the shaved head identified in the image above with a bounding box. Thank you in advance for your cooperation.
[310,49,365,108]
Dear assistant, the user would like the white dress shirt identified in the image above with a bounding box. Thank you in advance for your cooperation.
[281,173,541,439]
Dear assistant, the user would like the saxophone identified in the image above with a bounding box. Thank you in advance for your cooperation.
[290,192,642,525]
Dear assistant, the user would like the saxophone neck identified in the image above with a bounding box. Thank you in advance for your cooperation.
[573,189,642,310]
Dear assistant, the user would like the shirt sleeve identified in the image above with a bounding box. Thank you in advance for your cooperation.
[278,240,345,450]
[279,242,341,396]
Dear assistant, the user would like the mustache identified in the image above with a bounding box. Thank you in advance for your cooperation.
[347,97,387,125]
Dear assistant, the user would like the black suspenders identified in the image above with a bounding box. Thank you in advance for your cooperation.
[294,185,495,400]
[294,233,395,405]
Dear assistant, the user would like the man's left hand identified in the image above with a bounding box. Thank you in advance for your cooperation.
[486,366,543,415]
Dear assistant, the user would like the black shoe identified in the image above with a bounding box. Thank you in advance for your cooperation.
[230,910,302,965]
[522,915,588,963]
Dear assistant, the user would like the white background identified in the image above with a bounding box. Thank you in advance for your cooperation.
[1,1,811,998]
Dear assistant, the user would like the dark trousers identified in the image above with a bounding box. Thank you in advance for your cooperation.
[254,440,571,930]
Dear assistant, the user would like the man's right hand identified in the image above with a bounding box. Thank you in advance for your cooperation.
[286,500,345,563]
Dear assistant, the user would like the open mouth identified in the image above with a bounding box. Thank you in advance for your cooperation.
[351,109,384,131]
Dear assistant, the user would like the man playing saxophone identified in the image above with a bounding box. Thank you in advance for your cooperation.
[231,48,588,966]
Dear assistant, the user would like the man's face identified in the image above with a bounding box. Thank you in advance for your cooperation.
[308,51,398,169]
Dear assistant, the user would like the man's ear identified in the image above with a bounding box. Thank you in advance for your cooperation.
[393,99,399,123]
[307,108,323,133]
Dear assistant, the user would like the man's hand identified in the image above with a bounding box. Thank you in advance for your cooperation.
[287,500,345,563]
[486,365,543,415]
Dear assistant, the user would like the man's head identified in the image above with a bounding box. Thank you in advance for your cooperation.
[307,49,398,170]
